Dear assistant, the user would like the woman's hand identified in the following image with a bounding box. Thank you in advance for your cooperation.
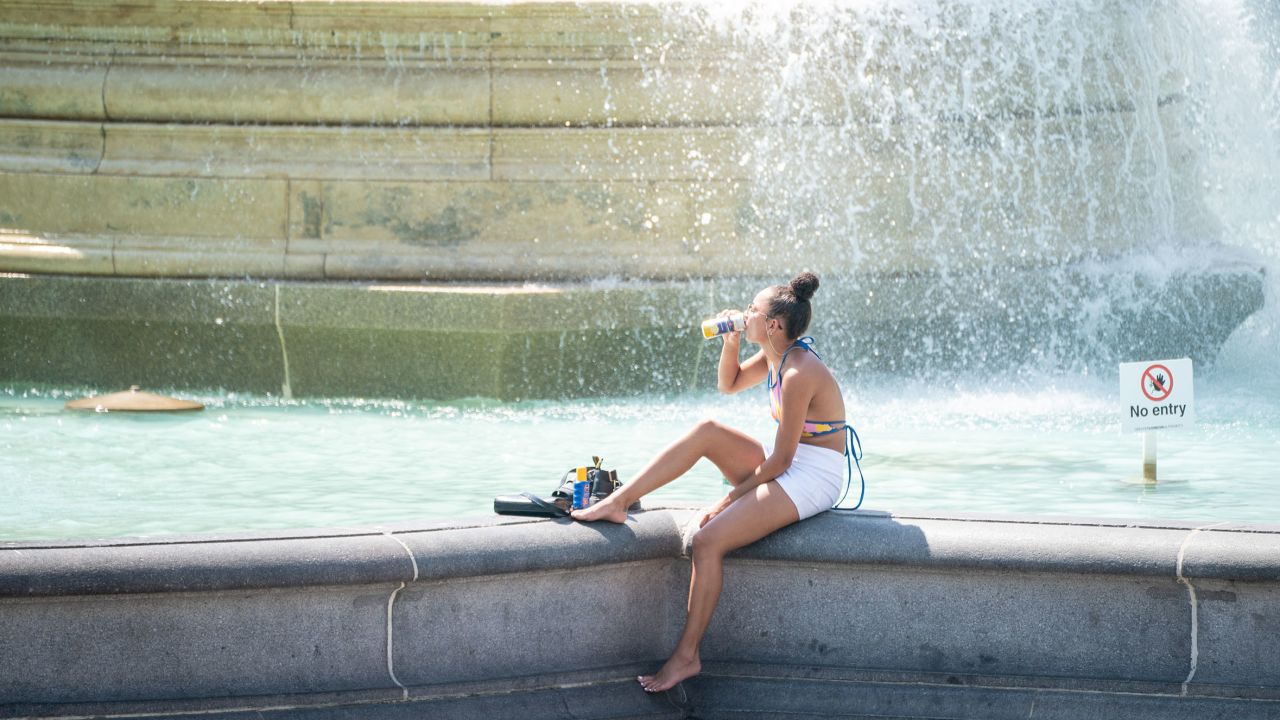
[715,308,743,345]
[698,494,734,528]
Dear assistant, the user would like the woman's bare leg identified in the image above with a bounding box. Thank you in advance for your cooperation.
[571,420,764,523]
[639,482,800,692]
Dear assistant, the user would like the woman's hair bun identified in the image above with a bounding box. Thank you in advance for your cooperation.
[789,271,820,302]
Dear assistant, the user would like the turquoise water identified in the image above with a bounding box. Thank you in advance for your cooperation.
[4,367,1278,542]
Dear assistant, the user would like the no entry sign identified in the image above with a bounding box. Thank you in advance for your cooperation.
[1120,358,1195,433]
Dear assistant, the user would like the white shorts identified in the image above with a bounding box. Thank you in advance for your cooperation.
[766,442,847,520]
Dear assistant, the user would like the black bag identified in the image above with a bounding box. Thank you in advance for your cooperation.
[494,457,621,518]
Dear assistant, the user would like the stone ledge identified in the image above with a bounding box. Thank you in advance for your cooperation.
[0,1,1186,125]
[1,508,1279,713]
[0,508,691,597]
[0,665,688,720]
[729,510,1280,581]
[684,666,1280,720]
[0,264,1267,397]
[5,508,1279,595]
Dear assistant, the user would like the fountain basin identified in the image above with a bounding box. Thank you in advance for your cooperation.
[1,509,1278,718]
[0,260,1265,399]
[1,0,1266,392]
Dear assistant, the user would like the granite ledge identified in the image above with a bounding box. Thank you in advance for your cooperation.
[4,507,1279,598]
[698,509,1280,582]
[0,509,689,597]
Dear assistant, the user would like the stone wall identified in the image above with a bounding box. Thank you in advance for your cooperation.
[1,269,1264,399]
[0,1,1267,397]
[0,0,1215,281]
[2,508,1278,718]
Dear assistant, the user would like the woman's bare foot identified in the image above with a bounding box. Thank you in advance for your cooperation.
[638,651,700,693]
[570,493,630,523]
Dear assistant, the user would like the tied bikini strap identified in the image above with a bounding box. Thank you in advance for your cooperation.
[775,337,866,510]
[784,336,820,363]
[773,336,820,386]
[832,424,866,511]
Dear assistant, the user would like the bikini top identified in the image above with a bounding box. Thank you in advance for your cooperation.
[766,337,868,511]
[767,337,847,438]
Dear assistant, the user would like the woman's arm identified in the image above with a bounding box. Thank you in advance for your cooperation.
[735,366,812,494]
[717,336,769,394]
[700,365,815,525]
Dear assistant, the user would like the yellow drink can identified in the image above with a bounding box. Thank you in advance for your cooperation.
[701,312,745,339]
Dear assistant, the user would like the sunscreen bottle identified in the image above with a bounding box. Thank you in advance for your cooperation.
[572,466,591,509]
[701,311,745,339]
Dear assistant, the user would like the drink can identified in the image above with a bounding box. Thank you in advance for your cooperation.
[701,312,745,339]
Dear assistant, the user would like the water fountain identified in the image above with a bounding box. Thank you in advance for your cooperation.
[1,2,1278,718]
[0,0,1270,398]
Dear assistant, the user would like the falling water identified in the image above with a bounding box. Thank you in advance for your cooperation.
[3,0,1278,540]
[645,0,1278,378]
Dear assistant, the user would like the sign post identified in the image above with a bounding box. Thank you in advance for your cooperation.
[1119,358,1195,483]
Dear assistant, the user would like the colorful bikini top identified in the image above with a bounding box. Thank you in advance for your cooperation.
[766,336,867,511]
[767,337,847,438]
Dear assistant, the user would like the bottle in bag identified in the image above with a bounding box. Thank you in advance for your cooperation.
[572,466,591,509]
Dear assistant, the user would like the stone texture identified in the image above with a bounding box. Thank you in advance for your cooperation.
[0,583,393,704]
[1191,578,1280,689]
[1024,686,1280,720]
[0,269,1265,399]
[697,561,1189,683]
[685,671,1280,720]
[0,510,1277,715]
[0,118,102,173]
[101,124,492,181]
[0,274,285,393]
[0,533,414,597]
[0,0,1217,283]
[392,560,676,686]
[0,105,1205,281]
[394,508,690,583]
[32,678,687,720]
[112,236,289,278]
[492,128,749,182]
[687,674,1037,720]
[731,511,1186,577]
[0,54,108,121]
[0,173,286,241]
[0,233,114,275]
[1180,527,1280,582]
[490,60,766,127]
[103,59,490,126]
[287,178,701,280]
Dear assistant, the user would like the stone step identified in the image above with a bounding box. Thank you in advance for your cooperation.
[0,103,1207,281]
[685,669,1280,720]
[0,1,1183,128]
[0,0,1214,282]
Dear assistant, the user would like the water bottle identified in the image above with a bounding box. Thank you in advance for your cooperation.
[701,311,745,339]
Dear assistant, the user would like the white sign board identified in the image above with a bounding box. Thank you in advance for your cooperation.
[1119,358,1195,433]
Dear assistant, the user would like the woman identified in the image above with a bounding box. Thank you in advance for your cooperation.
[572,271,855,693]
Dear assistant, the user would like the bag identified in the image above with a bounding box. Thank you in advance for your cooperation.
[494,456,621,518]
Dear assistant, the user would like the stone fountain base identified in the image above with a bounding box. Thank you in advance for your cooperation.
[0,250,1264,399]
[2,509,1278,719]
[0,0,1229,282]
[0,0,1268,398]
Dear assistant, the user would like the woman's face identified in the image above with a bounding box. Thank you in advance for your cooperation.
[744,288,778,345]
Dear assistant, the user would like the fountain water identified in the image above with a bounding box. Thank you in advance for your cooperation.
[0,0,1273,397]
[2,7,1279,716]
[0,0,1276,537]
